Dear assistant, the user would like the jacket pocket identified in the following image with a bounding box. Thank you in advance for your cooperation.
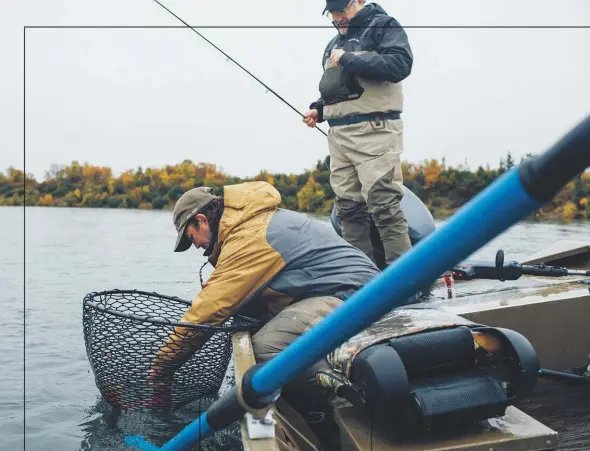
[319,66,364,105]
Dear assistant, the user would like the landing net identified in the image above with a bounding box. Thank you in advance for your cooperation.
[82,289,259,409]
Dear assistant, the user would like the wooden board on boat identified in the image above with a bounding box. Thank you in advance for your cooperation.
[523,240,590,268]
[459,291,590,371]
[334,405,558,451]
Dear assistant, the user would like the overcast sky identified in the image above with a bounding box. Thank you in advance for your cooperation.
[3,0,589,181]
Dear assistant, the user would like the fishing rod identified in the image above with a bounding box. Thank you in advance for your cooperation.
[125,109,590,451]
[151,0,328,138]
[538,368,590,385]
[451,249,590,281]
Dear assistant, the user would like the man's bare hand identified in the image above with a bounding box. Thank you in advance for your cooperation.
[147,364,168,387]
[303,109,319,128]
[330,48,345,66]
[146,366,173,408]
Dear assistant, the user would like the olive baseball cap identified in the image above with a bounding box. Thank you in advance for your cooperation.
[323,0,350,13]
[172,186,218,253]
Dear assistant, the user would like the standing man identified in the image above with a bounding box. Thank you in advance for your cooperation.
[303,0,413,265]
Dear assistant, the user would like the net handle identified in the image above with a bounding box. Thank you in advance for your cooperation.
[83,289,262,332]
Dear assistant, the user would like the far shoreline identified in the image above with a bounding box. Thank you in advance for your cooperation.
[5,204,588,226]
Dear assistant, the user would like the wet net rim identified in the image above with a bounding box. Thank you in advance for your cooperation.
[83,289,262,332]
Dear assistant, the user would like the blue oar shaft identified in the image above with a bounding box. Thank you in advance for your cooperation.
[125,413,211,451]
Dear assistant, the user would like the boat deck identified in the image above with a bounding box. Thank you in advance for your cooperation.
[517,378,590,451]
[421,261,590,449]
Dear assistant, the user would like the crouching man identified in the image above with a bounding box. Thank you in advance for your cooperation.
[149,181,380,450]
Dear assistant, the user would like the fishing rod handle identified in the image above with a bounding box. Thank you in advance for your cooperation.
[518,115,590,202]
[520,264,569,277]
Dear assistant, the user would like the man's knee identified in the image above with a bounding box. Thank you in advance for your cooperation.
[336,197,371,224]
[365,169,406,223]
[251,296,343,362]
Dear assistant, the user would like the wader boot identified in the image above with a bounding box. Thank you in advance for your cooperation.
[335,198,375,263]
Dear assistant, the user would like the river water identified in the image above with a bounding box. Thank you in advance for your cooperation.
[1,206,588,451]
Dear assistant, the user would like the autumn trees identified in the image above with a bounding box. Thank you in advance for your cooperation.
[1,154,588,222]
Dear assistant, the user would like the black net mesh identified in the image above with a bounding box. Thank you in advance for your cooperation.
[82,289,260,410]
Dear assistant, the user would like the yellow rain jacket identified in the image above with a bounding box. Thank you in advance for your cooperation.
[154,181,379,369]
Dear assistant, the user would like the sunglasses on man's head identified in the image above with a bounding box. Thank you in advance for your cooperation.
[324,0,355,21]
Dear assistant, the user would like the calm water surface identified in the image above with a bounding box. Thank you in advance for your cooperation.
[1,206,588,451]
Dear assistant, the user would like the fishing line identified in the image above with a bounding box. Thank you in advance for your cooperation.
[151,0,328,138]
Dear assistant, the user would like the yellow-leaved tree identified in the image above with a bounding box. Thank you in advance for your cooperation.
[297,174,325,212]
[424,159,442,189]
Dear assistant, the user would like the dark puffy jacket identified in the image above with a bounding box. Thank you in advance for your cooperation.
[310,3,413,122]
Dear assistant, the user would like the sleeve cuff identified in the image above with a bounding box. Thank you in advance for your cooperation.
[309,101,325,123]
[339,52,355,68]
